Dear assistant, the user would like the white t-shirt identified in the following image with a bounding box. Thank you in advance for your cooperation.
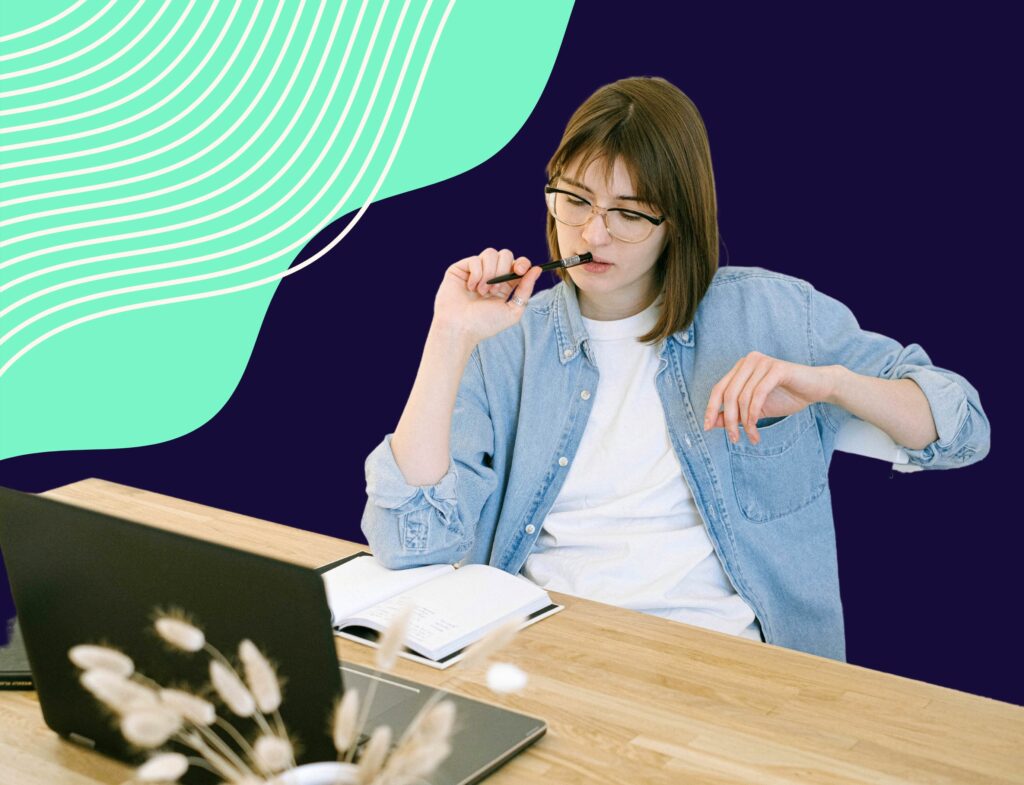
[521,298,763,642]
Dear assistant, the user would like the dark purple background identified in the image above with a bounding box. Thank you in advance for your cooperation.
[2,6,1019,703]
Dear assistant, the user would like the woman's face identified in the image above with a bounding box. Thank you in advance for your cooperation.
[554,156,668,320]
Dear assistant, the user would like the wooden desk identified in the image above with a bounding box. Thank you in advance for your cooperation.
[2,479,1021,784]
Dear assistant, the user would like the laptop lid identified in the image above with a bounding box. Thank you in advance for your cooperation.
[0,486,346,776]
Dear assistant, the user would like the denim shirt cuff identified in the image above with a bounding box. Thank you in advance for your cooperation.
[892,365,968,463]
[365,434,460,513]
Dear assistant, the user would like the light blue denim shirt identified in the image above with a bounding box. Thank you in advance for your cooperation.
[362,266,990,661]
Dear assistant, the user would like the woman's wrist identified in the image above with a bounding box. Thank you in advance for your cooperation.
[428,317,479,355]
[822,364,852,407]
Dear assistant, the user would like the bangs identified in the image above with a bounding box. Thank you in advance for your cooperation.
[546,104,679,213]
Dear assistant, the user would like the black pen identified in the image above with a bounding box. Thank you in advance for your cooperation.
[485,252,593,284]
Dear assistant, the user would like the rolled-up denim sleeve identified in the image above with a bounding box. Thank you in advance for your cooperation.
[808,284,990,470]
[361,347,499,568]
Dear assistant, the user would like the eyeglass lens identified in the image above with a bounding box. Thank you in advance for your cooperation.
[548,190,654,242]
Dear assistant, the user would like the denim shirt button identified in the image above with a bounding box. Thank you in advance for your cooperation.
[558,456,568,467]
[525,524,536,534]
[580,390,591,400]
[563,348,573,358]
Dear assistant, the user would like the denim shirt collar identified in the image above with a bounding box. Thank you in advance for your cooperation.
[553,281,694,366]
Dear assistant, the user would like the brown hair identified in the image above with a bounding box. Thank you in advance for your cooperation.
[545,77,719,344]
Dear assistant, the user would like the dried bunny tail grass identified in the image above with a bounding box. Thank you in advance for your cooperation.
[377,700,455,785]
[80,669,158,714]
[120,706,182,748]
[209,659,256,718]
[135,751,189,782]
[153,611,206,653]
[159,688,216,726]
[409,698,456,744]
[379,740,452,785]
[238,638,282,714]
[179,730,249,782]
[485,662,529,694]
[356,724,392,785]
[67,644,134,677]
[459,616,523,670]
[253,733,294,773]
[331,687,360,756]
[375,602,414,671]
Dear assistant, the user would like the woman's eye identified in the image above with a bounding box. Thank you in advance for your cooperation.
[566,196,589,207]
[618,211,644,223]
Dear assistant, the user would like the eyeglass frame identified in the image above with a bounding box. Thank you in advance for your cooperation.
[544,185,666,243]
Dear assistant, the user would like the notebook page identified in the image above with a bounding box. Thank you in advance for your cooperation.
[322,555,453,625]
[345,565,551,660]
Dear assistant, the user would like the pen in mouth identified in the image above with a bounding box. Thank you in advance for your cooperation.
[486,252,593,284]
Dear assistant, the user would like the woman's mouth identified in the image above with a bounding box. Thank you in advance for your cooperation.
[582,258,613,273]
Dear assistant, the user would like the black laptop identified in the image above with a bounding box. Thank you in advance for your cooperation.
[0,486,546,784]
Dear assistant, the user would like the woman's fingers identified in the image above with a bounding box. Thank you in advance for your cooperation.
[712,353,762,443]
[509,262,542,304]
[737,360,774,446]
[494,257,532,299]
[465,252,487,291]
[477,249,505,296]
[704,359,741,429]
[737,356,774,443]
[706,352,780,443]
[746,365,786,443]
[720,357,762,443]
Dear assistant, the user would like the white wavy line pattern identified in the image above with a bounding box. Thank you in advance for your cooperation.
[0,0,115,63]
[0,1,88,45]
[0,0,139,81]
[0,0,308,232]
[0,0,457,381]
[0,1,173,103]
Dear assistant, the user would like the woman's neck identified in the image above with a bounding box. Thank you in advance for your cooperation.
[578,285,659,321]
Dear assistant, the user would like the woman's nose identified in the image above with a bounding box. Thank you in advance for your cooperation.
[580,209,612,246]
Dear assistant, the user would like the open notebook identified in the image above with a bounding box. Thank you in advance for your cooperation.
[319,554,562,669]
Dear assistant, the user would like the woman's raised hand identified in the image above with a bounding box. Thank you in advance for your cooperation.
[433,248,545,344]
[703,351,839,445]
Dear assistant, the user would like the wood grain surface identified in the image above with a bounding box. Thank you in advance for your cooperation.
[1,479,1020,784]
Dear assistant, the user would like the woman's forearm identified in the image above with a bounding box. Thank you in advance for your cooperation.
[390,321,479,487]
[826,366,939,450]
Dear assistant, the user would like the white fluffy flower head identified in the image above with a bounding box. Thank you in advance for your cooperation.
[486,662,528,694]
[209,659,256,717]
[253,733,293,773]
[136,752,189,782]
[68,645,134,677]
[154,616,205,653]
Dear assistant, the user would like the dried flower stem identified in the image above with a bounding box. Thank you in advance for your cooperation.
[394,687,447,754]
[346,606,413,764]
[195,721,266,781]
[185,756,221,775]
[273,710,297,769]
[357,724,392,785]
[346,679,379,764]
[213,715,261,763]
[378,700,455,785]
[204,643,278,740]
[175,731,246,783]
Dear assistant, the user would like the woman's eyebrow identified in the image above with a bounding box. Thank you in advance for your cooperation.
[560,175,642,203]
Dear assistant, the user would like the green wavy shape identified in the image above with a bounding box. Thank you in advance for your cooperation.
[0,1,573,460]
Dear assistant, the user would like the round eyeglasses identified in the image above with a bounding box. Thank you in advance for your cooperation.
[545,185,665,243]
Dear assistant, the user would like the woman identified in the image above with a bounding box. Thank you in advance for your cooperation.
[361,77,989,661]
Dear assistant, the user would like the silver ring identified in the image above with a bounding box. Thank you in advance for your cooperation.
[510,295,527,307]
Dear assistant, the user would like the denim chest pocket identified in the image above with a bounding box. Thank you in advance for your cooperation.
[728,408,827,523]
